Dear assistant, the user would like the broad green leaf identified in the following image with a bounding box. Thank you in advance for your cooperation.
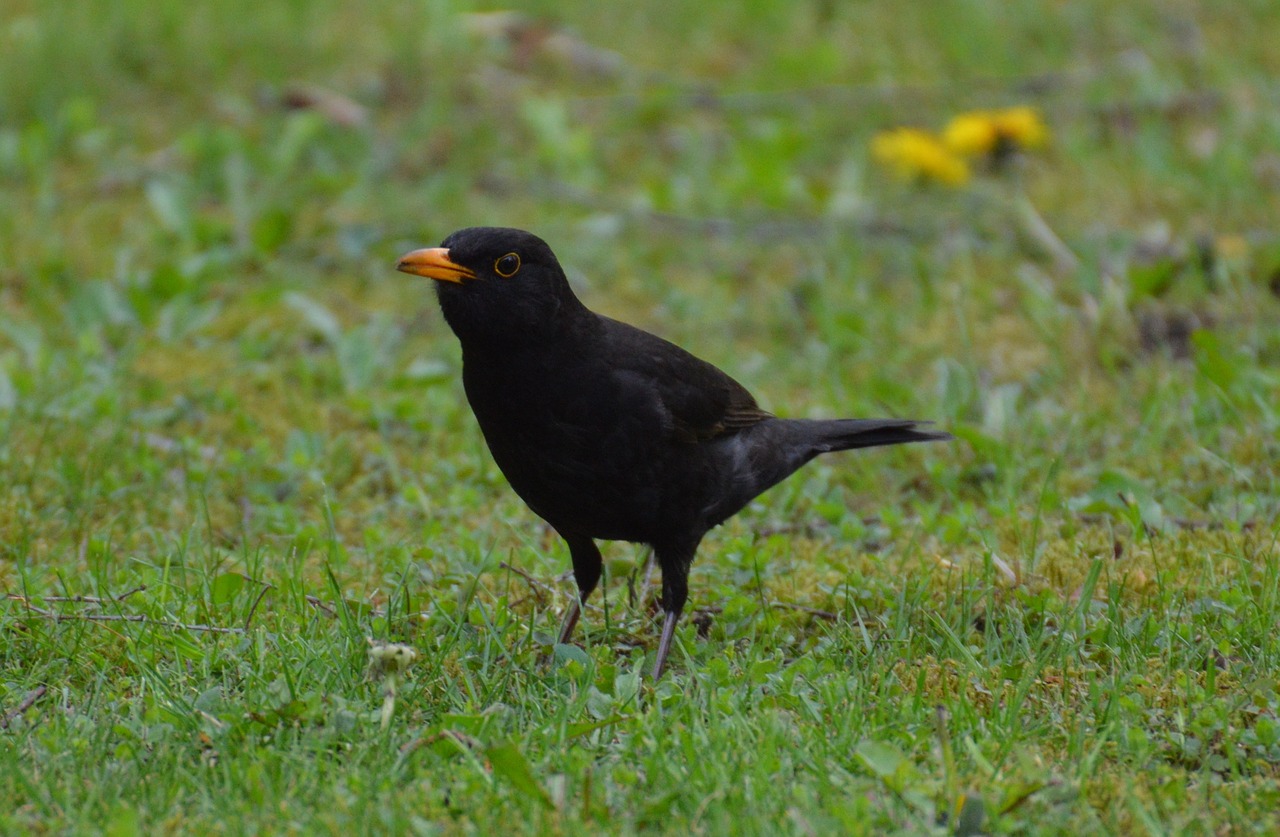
[855,739,908,783]
[211,572,246,606]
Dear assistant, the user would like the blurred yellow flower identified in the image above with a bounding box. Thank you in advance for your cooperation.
[995,106,1049,148]
[941,113,999,157]
[943,106,1049,158]
[871,127,970,186]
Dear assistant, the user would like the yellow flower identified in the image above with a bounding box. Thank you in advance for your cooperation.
[871,127,970,186]
[993,106,1048,149]
[943,107,1049,157]
[942,113,999,157]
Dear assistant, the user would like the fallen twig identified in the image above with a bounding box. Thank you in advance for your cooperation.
[305,595,337,617]
[2,685,47,729]
[21,611,242,634]
[769,602,839,621]
[243,579,275,630]
[24,594,111,605]
[6,586,148,607]
[1075,513,1261,532]
[498,561,560,602]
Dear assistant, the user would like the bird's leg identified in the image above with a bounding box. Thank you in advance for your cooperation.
[650,543,695,679]
[555,599,582,646]
[556,534,602,646]
[652,609,682,680]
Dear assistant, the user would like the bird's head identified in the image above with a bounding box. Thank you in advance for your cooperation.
[396,227,583,347]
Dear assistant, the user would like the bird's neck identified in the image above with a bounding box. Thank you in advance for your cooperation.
[442,290,592,353]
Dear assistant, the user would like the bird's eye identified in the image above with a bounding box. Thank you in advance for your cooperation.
[494,253,521,277]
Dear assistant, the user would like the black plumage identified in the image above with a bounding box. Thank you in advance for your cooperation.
[397,227,948,677]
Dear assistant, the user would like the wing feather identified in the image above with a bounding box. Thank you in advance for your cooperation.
[601,318,771,443]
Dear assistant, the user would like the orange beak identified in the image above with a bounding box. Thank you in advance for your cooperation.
[395,248,477,284]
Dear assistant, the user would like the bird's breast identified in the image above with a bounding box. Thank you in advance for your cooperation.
[458,348,678,537]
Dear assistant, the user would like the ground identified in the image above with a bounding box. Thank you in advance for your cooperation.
[1,1,1278,833]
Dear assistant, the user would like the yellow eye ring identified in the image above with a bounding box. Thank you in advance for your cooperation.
[495,253,521,277]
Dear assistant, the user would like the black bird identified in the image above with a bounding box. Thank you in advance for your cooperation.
[397,227,948,677]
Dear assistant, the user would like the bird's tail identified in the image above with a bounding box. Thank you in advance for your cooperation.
[805,418,952,454]
[702,417,950,528]
[759,417,949,484]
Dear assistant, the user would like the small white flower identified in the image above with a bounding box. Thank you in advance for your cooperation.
[368,639,418,675]
[368,638,418,729]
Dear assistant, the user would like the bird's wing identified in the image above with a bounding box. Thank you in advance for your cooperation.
[602,318,772,444]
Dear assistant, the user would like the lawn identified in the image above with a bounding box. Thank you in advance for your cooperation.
[2,0,1279,833]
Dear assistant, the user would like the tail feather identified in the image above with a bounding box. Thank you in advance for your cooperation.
[702,417,950,528]
[810,418,952,453]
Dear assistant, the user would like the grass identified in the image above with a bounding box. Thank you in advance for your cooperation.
[2,0,1279,832]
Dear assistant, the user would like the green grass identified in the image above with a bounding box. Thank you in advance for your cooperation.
[2,0,1279,832]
